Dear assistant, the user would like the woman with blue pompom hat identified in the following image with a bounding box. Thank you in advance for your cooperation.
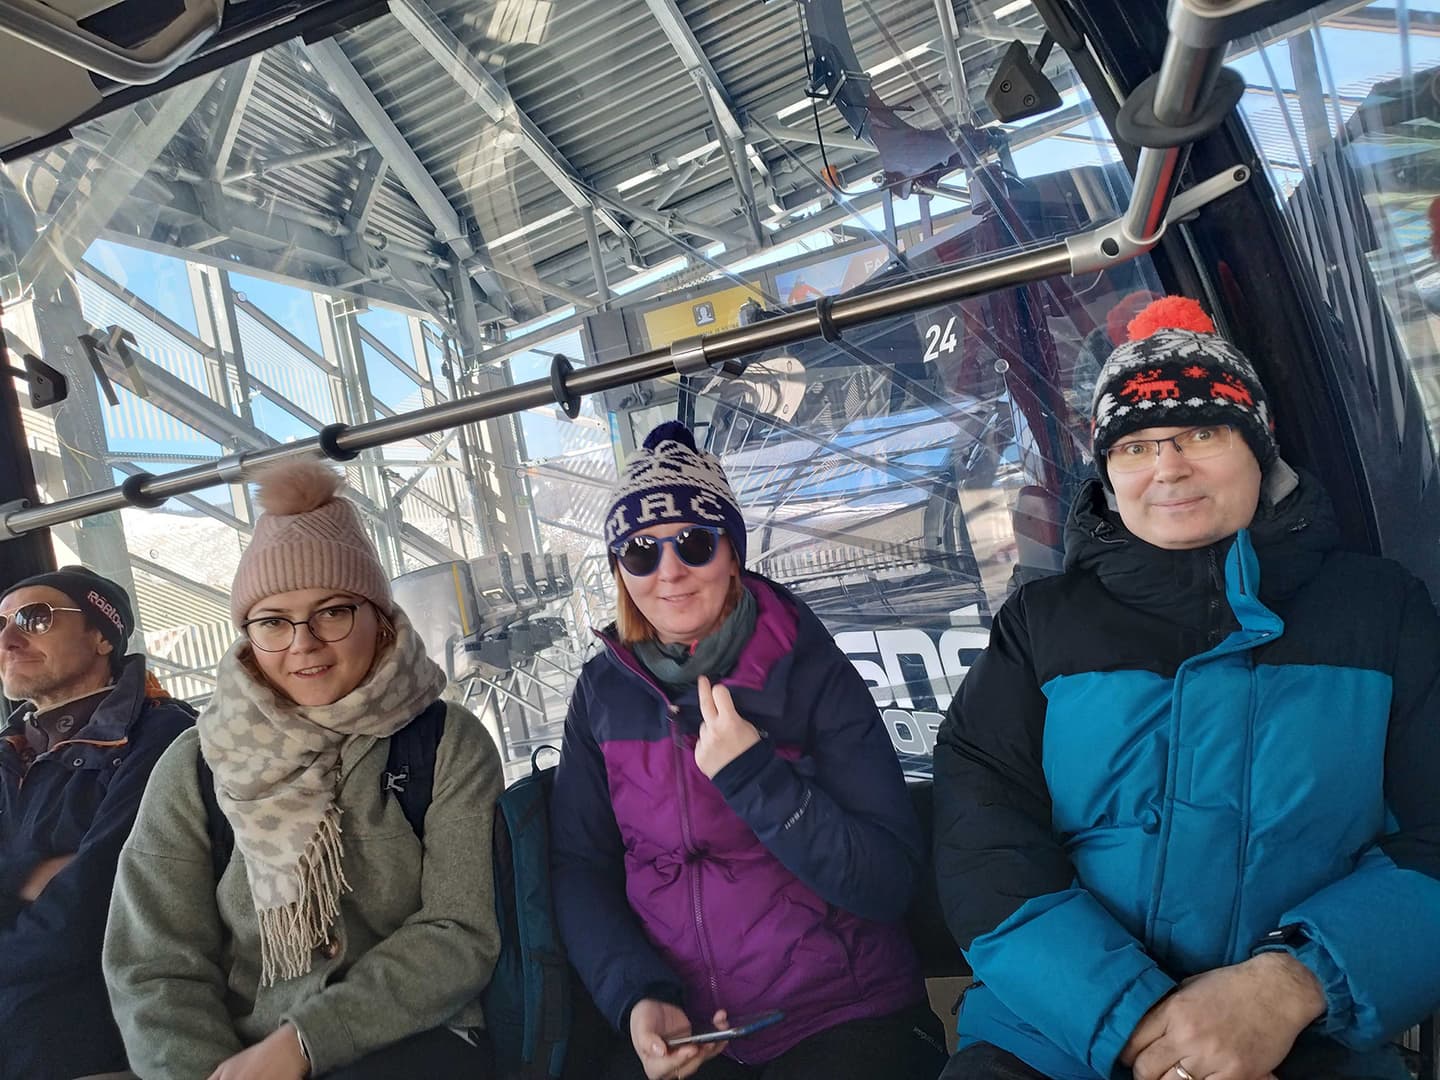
[550,421,945,1080]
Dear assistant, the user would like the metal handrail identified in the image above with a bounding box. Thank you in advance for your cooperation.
[0,0,1255,540]
[0,167,1250,542]
[0,0,223,84]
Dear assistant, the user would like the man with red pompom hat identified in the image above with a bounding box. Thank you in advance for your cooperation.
[933,296,1440,1080]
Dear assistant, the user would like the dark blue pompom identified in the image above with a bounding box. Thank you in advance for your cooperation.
[642,420,697,452]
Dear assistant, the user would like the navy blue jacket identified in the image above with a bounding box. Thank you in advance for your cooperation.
[0,655,194,1080]
[934,476,1440,1079]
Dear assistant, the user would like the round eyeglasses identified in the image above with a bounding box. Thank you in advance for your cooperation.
[610,526,726,577]
[241,600,369,653]
[0,602,86,636]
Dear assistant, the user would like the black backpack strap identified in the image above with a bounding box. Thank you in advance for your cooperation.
[383,700,447,841]
[195,749,234,881]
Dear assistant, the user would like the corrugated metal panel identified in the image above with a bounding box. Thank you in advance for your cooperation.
[121,0,1138,326]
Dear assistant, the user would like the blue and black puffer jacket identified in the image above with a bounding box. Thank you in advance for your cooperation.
[934,474,1440,1079]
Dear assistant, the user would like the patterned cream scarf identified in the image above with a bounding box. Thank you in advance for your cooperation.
[198,612,446,985]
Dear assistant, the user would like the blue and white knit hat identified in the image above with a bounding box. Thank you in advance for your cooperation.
[604,421,747,564]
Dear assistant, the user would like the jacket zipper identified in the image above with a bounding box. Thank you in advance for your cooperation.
[671,719,724,1033]
[602,635,731,1045]
[1222,541,1259,961]
[1205,548,1224,644]
[1225,666,1259,961]
[1190,539,1271,960]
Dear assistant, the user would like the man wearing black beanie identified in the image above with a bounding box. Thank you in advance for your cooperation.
[0,566,194,1080]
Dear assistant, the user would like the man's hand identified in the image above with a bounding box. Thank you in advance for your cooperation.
[629,999,729,1080]
[205,1023,309,1080]
[695,676,760,779]
[18,854,74,902]
[1125,952,1325,1080]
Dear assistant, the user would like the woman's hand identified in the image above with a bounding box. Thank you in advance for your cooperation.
[206,1023,309,1080]
[695,677,760,779]
[629,999,729,1080]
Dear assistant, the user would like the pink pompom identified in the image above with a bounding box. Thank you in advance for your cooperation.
[253,460,343,516]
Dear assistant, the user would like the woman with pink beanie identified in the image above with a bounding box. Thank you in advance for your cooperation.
[103,460,503,1079]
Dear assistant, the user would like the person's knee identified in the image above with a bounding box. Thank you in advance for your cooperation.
[940,1042,1047,1080]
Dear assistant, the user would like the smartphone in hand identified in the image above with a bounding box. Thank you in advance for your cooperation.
[665,1010,785,1048]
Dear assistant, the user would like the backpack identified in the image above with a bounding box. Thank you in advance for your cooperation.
[484,747,572,1080]
[195,700,447,878]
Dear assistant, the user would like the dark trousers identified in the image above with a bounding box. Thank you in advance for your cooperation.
[603,1004,947,1080]
[323,1027,493,1079]
[939,1043,1046,1080]
[939,1038,1410,1080]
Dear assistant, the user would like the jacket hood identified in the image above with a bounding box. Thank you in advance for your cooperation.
[1063,467,1342,622]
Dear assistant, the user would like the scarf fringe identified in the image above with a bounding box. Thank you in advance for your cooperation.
[257,807,350,986]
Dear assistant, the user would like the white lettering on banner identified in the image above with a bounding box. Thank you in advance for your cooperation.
[690,493,726,522]
[884,710,944,755]
[834,631,882,700]
[636,492,679,522]
[937,627,993,690]
[838,626,994,757]
[877,629,946,710]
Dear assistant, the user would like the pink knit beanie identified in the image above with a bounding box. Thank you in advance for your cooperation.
[230,460,394,627]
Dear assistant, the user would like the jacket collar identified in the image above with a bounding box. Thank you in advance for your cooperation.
[27,686,112,752]
[1062,467,1340,625]
[596,573,801,719]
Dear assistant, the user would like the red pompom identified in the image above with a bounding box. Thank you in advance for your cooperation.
[1126,296,1216,341]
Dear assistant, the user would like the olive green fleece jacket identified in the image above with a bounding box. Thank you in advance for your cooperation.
[102,703,502,1079]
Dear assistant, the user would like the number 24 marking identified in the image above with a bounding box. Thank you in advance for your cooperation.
[923,317,959,363]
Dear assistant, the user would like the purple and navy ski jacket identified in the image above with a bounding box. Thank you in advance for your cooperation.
[550,574,925,1063]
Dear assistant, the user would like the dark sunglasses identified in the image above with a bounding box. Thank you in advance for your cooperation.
[0,602,85,636]
[611,526,726,577]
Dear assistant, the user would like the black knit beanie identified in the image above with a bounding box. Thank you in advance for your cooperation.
[3,566,134,649]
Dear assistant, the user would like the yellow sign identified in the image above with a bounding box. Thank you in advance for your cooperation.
[641,282,764,350]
